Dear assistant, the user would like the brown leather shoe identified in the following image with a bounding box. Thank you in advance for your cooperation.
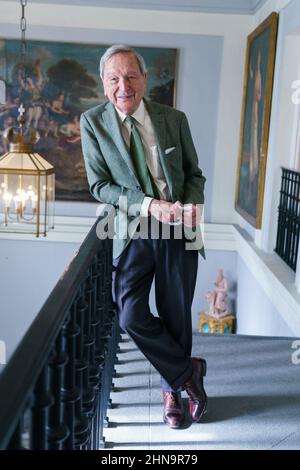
[183,357,207,422]
[163,391,185,429]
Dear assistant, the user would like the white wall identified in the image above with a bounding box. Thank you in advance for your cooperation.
[237,255,294,336]
[0,0,252,223]
[251,0,298,252]
[234,0,294,240]
[0,239,79,363]
[0,2,245,340]
[233,0,300,336]
[0,0,298,345]
[254,0,292,24]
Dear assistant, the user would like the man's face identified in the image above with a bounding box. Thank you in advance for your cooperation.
[102,52,147,115]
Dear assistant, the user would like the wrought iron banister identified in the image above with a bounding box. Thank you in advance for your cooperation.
[275,167,300,272]
[0,214,120,449]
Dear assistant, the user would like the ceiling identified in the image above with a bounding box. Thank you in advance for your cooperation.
[17,0,269,15]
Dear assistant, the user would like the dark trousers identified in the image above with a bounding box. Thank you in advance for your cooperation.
[112,219,198,391]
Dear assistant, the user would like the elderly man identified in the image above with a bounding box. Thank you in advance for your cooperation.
[80,45,207,429]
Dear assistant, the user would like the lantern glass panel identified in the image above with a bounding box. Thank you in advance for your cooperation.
[0,154,55,236]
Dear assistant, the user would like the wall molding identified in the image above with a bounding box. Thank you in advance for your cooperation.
[0,216,95,243]
[0,218,236,246]
[203,222,236,251]
[0,1,253,35]
[8,0,268,16]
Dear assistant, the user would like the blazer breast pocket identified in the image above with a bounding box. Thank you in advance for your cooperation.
[164,146,182,169]
[165,146,176,155]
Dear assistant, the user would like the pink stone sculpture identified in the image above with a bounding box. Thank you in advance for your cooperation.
[205,269,229,318]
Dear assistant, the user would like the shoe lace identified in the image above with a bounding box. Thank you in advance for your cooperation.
[165,392,179,404]
[169,394,177,404]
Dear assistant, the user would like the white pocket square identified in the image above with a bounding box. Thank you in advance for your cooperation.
[165,147,176,155]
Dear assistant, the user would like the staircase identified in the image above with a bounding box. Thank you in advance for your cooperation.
[104,332,300,450]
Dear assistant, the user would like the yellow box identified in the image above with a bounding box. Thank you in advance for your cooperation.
[199,311,235,334]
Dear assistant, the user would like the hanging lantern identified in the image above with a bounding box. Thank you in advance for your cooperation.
[0,0,55,237]
[0,105,55,236]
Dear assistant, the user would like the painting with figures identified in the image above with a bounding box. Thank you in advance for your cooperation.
[0,39,177,201]
[235,13,278,228]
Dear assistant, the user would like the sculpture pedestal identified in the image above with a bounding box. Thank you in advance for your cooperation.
[198,311,235,334]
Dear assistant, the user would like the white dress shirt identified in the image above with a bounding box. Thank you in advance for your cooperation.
[115,100,170,216]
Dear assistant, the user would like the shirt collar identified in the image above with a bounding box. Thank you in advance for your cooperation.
[115,100,146,126]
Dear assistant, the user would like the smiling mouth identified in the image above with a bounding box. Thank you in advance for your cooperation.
[118,95,134,100]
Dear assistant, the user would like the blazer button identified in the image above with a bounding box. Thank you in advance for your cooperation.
[136,185,142,191]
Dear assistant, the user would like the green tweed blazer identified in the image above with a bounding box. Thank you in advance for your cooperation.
[80,99,206,259]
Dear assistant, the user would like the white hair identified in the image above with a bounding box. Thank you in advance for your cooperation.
[99,44,147,79]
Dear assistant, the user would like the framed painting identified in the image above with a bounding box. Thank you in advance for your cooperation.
[0,40,178,201]
[235,12,278,228]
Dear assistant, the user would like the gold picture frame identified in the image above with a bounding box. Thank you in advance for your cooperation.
[235,12,279,228]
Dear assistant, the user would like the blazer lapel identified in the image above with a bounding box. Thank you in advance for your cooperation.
[103,102,138,181]
[146,101,174,199]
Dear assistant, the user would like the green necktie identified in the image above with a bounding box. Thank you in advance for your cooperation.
[125,115,159,199]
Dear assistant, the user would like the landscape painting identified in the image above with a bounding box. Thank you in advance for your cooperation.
[0,39,177,201]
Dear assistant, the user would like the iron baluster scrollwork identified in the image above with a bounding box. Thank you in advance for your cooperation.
[30,366,53,450]
[275,168,300,271]
[47,330,69,449]
[62,306,81,450]
[0,212,120,450]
